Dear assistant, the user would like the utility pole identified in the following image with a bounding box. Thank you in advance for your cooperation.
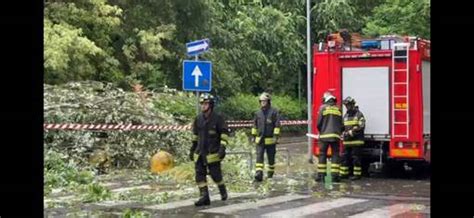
[306,0,313,163]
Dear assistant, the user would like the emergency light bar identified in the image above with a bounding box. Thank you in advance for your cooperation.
[361,40,381,50]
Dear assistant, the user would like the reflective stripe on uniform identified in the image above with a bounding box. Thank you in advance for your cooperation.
[354,166,362,171]
[331,164,340,173]
[323,109,342,116]
[343,140,364,145]
[344,120,359,126]
[256,163,264,170]
[255,136,261,144]
[268,165,275,172]
[317,164,326,172]
[340,165,349,175]
[251,128,257,135]
[354,171,362,176]
[206,153,221,163]
[273,127,281,135]
[320,133,341,139]
[265,137,275,145]
[208,130,216,135]
[255,137,276,145]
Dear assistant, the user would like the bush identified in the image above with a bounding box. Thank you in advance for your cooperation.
[218,93,306,120]
[151,87,198,124]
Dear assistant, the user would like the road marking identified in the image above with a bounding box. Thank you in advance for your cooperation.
[348,203,422,218]
[45,184,152,204]
[261,197,368,217]
[93,200,135,207]
[110,184,151,193]
[144,192,256,210]
[200,194,310,214]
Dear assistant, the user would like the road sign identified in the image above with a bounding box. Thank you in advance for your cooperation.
[183,60,212,92]
[186,39,210,56]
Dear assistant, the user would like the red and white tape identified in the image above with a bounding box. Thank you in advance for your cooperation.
[43,120,308,131]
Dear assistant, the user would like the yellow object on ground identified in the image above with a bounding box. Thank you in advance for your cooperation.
[150,151,175,173]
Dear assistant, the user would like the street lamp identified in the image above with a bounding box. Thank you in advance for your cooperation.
[306,0,313,163]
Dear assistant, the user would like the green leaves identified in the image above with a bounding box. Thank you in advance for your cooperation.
[363,0,430,39]
[44,0,429,103]
[218,93,306,120]
[311,0,359,40]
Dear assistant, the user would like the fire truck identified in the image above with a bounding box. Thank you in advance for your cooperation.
[311,35,430,175]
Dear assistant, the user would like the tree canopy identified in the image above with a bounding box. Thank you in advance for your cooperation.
[44,0,430,98]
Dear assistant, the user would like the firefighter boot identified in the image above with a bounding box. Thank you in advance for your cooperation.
[254,170,263,182]
[218,184,228,201]
[194,186,210,206]
[267,171,274,179]
[350,175,361,181]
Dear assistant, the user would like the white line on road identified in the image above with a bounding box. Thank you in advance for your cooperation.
[144,192,256,210]
[110,184,151,193]
[348,203,423,218]
[199,194,310,215]
[93,200,135,207]
[261,197,368,217]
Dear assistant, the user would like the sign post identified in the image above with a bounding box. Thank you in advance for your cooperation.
[184,38,212,114]
[195,55,199,113]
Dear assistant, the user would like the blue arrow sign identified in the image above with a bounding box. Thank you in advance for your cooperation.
[186,39,210,56]
[183,60,212,92]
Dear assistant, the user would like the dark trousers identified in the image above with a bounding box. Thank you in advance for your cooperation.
[317,141,340,176]
[195,155,224,187]
[340,146,362,177]
[256,144,276,173]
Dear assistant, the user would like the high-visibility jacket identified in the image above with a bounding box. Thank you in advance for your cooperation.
[251,107,281,145]
[191,112,230,163]
[317,103,343,142]
[343,109,366,146]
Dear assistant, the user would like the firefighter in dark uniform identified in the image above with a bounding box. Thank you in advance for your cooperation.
[340,96,366,180]
[315,91,343,182]
[251,92,281,182]
[190,93,230,206]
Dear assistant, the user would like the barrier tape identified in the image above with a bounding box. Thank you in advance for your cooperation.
[43,120,308,131]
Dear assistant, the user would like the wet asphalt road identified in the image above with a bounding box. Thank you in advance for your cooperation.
[45,135,430,217]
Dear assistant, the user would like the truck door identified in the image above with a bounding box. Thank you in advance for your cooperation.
[342,67,390,137]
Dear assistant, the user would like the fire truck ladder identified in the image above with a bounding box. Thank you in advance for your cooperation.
[392,43,410,139]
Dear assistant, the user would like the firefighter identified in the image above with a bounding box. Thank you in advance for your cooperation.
[315,91,343,183]
[251,92,281,182]
[340,96,366,180]
[190,93,230,206]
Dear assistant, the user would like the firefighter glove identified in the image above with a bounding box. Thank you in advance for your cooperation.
[218,145,226,160]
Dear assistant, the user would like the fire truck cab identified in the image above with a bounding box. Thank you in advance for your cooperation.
[311,35,431,175]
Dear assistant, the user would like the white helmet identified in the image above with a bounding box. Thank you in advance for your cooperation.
[259,92,271,101]
[323,92,336,103]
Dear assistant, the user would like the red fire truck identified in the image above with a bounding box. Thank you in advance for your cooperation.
[311,35,430,175]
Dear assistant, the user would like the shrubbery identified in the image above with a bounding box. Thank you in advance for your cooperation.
[218,93,306,120]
